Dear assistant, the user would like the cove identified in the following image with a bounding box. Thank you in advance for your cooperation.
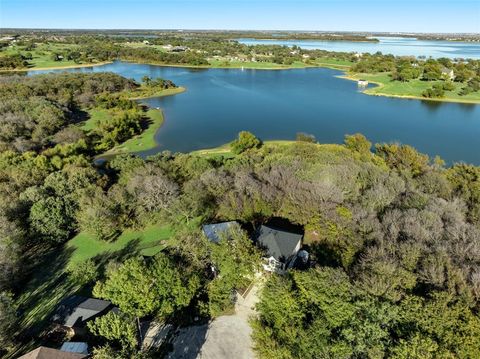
[30,61,480,165]
[238,37,480,59]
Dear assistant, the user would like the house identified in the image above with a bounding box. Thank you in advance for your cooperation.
[52,296,113,335]
[256,225,303,273]
[18,346,86,359]
[60,342,89,355]
[143,40,151,45]
[441,67,455,80]
[171,46,188,52]
[202,221,239,244]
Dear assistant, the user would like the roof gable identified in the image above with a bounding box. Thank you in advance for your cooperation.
[53,296,111,328]
[257,225,303,262]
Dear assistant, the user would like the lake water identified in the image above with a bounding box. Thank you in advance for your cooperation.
[30,61,480,165]
[238,37,480,59]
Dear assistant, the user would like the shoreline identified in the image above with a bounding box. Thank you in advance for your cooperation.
[1,61,113,72]
[338,74,480,105]
[4,59,478,104]
[98,86,186,158]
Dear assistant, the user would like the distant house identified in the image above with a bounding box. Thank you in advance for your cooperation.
[18,346,86,359]
[256,225,303,273]
[52,296,113,335]
[60,342,89,355]
[202,221,239,244]
[143,40,151,45]
[171,46,188,52]
[441,67,455,80]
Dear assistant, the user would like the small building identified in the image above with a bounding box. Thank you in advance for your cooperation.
[60,342,89,355]
[18,346,86,359]
[171,46,188,52]
[441,67,455,80]
[358,79,369,86]
[52,296,113,335]
[143,40,151,45]
[256,224,303,273]
[202,221,239,244]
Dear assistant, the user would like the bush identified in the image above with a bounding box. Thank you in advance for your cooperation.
[67,259,98,286]
[230,131,262,154]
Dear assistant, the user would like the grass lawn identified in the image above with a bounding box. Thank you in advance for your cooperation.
[343,72,480,104]
[67,223,174,265]
[82,108,112,131]
[1,43,109,70]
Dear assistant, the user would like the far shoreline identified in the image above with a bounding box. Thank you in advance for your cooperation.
[4,59,479,105]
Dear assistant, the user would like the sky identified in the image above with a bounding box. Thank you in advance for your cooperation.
[1,0,479,33]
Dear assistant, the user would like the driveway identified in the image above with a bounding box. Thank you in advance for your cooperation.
[167,277,263,359]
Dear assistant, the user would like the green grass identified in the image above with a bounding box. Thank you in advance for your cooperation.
[82,108,112,131]
[1,43,108,70]
[67,223,174,265]
[343,72,480,104]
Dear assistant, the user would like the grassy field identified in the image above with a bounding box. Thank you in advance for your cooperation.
[67,223,174,265]
[0,43,110,70]
[343,72,480,104]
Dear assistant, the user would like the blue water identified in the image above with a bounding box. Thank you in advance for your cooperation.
[29,61,480,165]
[238,37,480,59]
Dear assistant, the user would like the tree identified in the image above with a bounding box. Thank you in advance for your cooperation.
[344,133,372,155]
[93,254,199,318]
[206,225,261,316]
[88,312,138,350]
[77,188,121,241]
[230,131,262,154]
[29,196,74,242]
[296,132,316,143]
[422,60,443,81]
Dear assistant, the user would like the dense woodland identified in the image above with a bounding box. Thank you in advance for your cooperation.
[0,71,480,357]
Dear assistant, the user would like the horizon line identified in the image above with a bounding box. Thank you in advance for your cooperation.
[1,27,479,35]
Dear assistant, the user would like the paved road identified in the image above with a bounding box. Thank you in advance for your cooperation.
[167,278,263,359]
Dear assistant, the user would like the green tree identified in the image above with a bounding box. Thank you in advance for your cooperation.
[88,311,138,350]
[230,131,262,154]
[93,254,199,318]
[344,133,372,155]
[29,196,74,242]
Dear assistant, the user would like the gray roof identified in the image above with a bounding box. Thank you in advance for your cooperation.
[202,221,238,243]
[256,225,303,262]
[18,347,86,359]
[53,296,112,328]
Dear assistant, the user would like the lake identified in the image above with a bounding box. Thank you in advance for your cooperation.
[30,61,480,165]
[238,37,480,59]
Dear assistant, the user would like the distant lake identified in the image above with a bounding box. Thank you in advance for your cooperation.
[238,37,480,59]
[30,61,480,165]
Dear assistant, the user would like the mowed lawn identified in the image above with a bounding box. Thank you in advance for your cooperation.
[2,43,84,69]
[346,72,480,103]
[67,223,174,265]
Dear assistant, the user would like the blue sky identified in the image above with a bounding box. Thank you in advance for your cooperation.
[1,0,479,33]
